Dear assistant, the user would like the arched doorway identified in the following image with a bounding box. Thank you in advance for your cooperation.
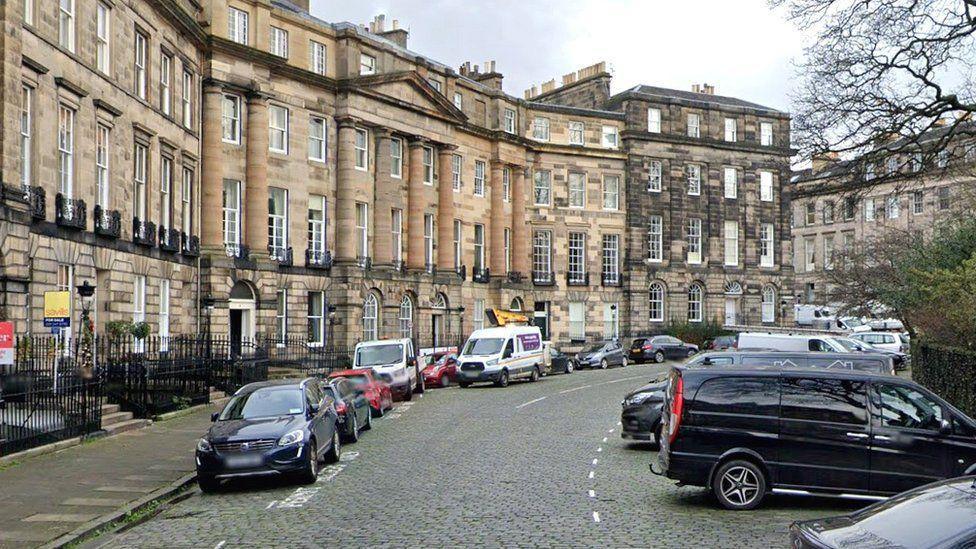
[723,281,742,326]
[229,281,256,355]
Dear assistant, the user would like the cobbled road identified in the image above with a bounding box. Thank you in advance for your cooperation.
[103,362,858,548]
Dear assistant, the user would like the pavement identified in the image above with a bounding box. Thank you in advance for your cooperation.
[0,404,220,549]
[79,361,858,548]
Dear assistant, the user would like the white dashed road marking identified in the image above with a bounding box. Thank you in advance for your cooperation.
[516,396,547,409]
[588,490,595,498]
[588,471,594,479]
[558,385,591,395]
[602,437,607,443]
[597,447,602,452]
[592,458,598,466]
[214,541,226,549]
[592,511,601,523]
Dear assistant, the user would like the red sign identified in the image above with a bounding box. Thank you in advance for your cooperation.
[0,322,13,365]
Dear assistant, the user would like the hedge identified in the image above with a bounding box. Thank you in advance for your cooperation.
[912,342,976,418]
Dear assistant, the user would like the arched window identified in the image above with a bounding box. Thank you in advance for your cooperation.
[649,283,665,322]
[399,295,414,338]
[363,293,378,341]
[432,293,448,310]
[510,297,523,312]
[688,284,703,323]
[762,285,776,323]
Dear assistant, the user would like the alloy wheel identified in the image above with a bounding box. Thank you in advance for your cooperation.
[719,466,760,507]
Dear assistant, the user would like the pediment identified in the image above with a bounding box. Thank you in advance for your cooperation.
[352,71,467,123]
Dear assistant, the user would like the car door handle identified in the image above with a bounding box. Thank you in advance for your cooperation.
[873,435,892,441]
[846,432,869,439]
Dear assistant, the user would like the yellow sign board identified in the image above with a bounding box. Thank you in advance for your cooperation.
[44,291,71,319]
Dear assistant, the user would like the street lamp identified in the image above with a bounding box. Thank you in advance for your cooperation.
[202,294,215,357]
[76,281,96,379]
[456,306,465,339]
[610,303,619,342]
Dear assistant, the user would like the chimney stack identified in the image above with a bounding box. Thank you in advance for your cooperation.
[375,13,409,48]
[811,151,840,173]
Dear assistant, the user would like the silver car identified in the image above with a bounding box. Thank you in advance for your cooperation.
[577,341,627,369]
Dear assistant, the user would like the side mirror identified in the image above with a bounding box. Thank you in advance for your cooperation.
[408,357,417,367]
[210,412,219,422]
[939,418,952,435]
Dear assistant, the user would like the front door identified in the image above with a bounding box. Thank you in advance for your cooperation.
[869,383,949,494]
[533,301,549,340]
[229,309,243,356]
[725,298,737,326]
[229,298,255,355]
[431,314,443,347]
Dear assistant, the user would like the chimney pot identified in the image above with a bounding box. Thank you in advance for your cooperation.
[393,19,399,30]
[692,84,701,93]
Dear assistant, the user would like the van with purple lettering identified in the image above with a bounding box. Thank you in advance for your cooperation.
[456,326,545,388]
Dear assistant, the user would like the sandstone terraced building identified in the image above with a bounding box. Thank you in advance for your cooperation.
[0,0,794,350]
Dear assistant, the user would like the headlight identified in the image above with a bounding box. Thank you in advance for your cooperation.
[197,438,213,453]
[485,358,499,366]
[625,391,656,406]
[278,430,305,446]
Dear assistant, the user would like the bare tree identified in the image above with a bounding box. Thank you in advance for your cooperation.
[774,0,976,182]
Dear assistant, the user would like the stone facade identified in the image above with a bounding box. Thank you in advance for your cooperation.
[0,0,795,351]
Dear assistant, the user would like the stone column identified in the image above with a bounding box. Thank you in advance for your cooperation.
[373,129,394,267]
[334,118,359,262]
[489,161,506,275]
[512,166,529,274]
[406,138,427,270]
[244,93,269,258]
[200,85,224,250]
[437,145,457,271]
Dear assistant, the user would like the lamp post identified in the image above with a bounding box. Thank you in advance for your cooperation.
[456,306,465,347]
[610,303,619,342]
[76,281,96,379]
[327,304,337,348]
[202,294,215,358]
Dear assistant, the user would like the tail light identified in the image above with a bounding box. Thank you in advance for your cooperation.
[667,376,684,444]
[335,401,348,414]
[642,344,653,351]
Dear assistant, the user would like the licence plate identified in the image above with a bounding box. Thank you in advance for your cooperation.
[225,454,263,468]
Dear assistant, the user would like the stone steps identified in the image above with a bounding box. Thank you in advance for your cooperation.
[102,418,151,436]
[100,411,132,427]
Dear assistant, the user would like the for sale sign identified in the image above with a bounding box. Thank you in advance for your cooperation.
[0,322,13,365]
[43,291,71,328]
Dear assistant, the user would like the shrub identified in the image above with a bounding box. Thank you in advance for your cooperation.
[661,319,732,347]
[129,321,151,340]
[913,342,976,418]
[106,320,133,339]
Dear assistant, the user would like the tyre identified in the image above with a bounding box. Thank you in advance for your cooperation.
[197,475,220,494]
[654,351,665,363]
[712,459,767,510]
[363,408,372,431]
[458,382,471,388]
[495,370,510,387]
[345,413,359,443]
[652,422,662,449]
[565,361,574,374]
[621,357,628,367]
[440,375,450,388]
[530,367,540,382]
[600,359,609,370]
[404,385,413,401]
[687,348,697,357]
[416,369,426,394]
[371,404,383,418]
[298,439,319,484]
[324,430,341,464]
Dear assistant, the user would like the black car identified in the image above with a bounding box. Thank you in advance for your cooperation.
[790,476,976,548]
[195,378,341,492]
[322,377,372,443]
[549,347,577,374]
[620,375,668,444]
[656,365,976,510]
[629,336,698,364]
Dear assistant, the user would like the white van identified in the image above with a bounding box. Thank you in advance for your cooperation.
[352,338,424,400]
[456,326,545,388]
[737,332,848,353]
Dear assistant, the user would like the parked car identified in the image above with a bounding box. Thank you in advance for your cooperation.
[832,337,909,371]
[704,335,736,351]
[687,350,895,375]
[195,378,341,492]
[422,352,459,387]
[456,325,545,388]
[629,336,698,364]
[738,332,848,353]
[321,377,372,443]
[621,375,669,445]
[548,347,578,374]
[790,476,976,548]
[352,338,424,400]
[578,341,627,369]
[656,365,976,510]
[868,318,905,331]
[328,368,393,417]
[850,331,910,354]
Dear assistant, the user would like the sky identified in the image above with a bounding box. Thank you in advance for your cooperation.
[311,0,809,112]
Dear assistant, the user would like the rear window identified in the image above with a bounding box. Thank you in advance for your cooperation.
[781,377,868,425]
[693,377,779,416]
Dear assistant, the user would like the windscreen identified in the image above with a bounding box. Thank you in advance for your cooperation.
[356,344,403,366]
[463,338,505,356]
[219,387,304,420]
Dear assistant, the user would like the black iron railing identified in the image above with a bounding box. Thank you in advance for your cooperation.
[532,271,555,286]
[306,249,332,269]
[55,194,86,230]
[506,271,524,284]
[567,271,590,286]
[358,256,373,270]
[181,233,200,257]
[93,206,121,238]
[270,246,293,266]
[601,273,622,287]
[26,186,45,221]
[424,262,435,274]
[455,264,467,280]
[391,260,405,273]
[133,218,157,247]
[159,226,181,252]
[473,267,490,283]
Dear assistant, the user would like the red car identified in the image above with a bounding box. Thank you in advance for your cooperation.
[328,369,394,417]
[422,353,459,388]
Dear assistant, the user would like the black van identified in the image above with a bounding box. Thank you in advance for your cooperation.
[656,366,976,510]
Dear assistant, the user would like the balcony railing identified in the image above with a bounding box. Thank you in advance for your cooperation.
[455,264,467,280]
[472,267,490,283]
[506,271,524,284]
[225,243,250,261]
[306,249,332,269]
[133,218,156,247]
[567,271,590,286]
[532,271,555,286]
[159,226,181,252]
[55,194,86,230]
[181,233,200,257]
[270,246,293,266]
[26,186,45,221]
[601,273,622,287]
[93,205,121,238]
[392,259,405,273]
[424,262,435,275]
[357,256,373,270]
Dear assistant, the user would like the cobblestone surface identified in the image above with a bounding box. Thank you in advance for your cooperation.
[102,363,858,548]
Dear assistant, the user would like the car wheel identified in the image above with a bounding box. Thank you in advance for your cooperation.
[654,351,665,363]
[345,414,359,443]
[530,367,540,382]
[440,375,450,388]
[653,422,662,449]
[712,460,766,510]
[363,408,372,431]
[325,430,341,464]
[621,357,628,367]
[416,370,426,394]
[197,475,220,494]
[372,404,383,418]
[600,359,609,370]
[459,381,471,388]
[565,361,574,374]
[687,348,697,357]
[404,385,413,401]
[299,439,319,484]
[496,370,510,387]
